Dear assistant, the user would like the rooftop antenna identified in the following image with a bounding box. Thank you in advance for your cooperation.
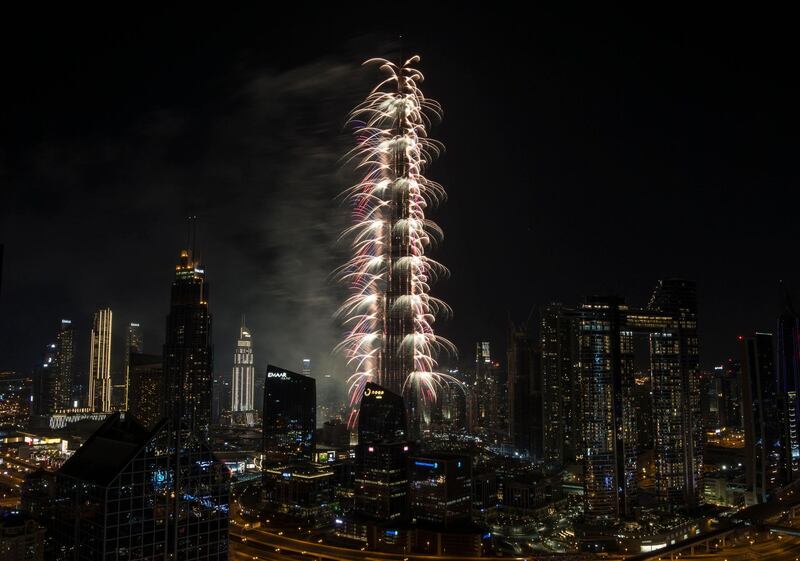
[185,215,198,262]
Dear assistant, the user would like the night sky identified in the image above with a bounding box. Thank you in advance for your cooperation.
[1,6,798,385]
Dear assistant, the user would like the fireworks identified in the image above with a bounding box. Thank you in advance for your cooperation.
[336,56,455,428]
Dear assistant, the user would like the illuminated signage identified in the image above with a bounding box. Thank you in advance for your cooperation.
[363,387,384,399]
[267,371,288,379]
[414,460,438,468]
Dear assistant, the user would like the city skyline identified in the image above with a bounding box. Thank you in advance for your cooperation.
[2,7,800,560]
[1,7,798,383]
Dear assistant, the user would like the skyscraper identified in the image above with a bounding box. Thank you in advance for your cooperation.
[540,304,579,465]
[121,322,143,410]
[578,282,704,521]
[230,320,254,412]
[262,365,316,462]
[777,288,800,484]
[470,342,504,442]
[578,297,637,522]
[507,324,543,459]
[160,244,229,559]
[358,382,407,444]
[741,332,779,503]
[354,383,411,522]
[54,320,74,410]
[48,413,229,561]
[88,308,112,413]
[163,249,213,437]
[33,342,58,416]
[645,279,703,511]
[337,58,450,442]
[127,352,164,430]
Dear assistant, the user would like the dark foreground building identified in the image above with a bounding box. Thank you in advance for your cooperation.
[164,249,213,439]
[262,364,316,462]
[41,413,229,560]
[741,332,779,503]
[354,383,411,522]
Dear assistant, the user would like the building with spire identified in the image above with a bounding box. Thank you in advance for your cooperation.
[231,318,254,413]
[163,248,213,438]
[88,308,113,413]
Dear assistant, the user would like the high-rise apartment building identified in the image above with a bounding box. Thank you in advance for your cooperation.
[777,289,800,484]
[88,308,113,413]
[578,296,637,522]
[540,304,579,465]
[646,279,703,511]
[578,281,704,522]
[127,352,164,430]
[741,332,779,503]
[507,325,543,459]
[54,320,74,410]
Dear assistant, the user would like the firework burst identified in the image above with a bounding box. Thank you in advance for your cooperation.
[336,56,455,428]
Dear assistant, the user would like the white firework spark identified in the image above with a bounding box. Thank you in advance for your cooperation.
[336,55,455,423]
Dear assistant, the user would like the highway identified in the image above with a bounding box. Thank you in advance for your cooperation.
[230,525,601,561]
[673,534,800,561]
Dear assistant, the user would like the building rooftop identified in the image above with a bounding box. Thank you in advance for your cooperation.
[57,412,165,486]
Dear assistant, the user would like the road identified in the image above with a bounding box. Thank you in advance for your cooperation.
[230,525,600,561]
[673,534,800,561]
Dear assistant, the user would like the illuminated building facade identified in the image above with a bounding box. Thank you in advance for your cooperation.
[645,279,703,511]
[0,371,32,426]
[261,365,315,461]
[88,307,113,413]
[540,304,579,465]
[579,297,637,522]
[54,320,74,410]
[127,352,164,430]
[230,320,254,412]
[262,464,334,527]
[741,332,779,503]
[163,249,213,438]
[408,453,471,528]
[777,291,800,484]
[580,281,704,522]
